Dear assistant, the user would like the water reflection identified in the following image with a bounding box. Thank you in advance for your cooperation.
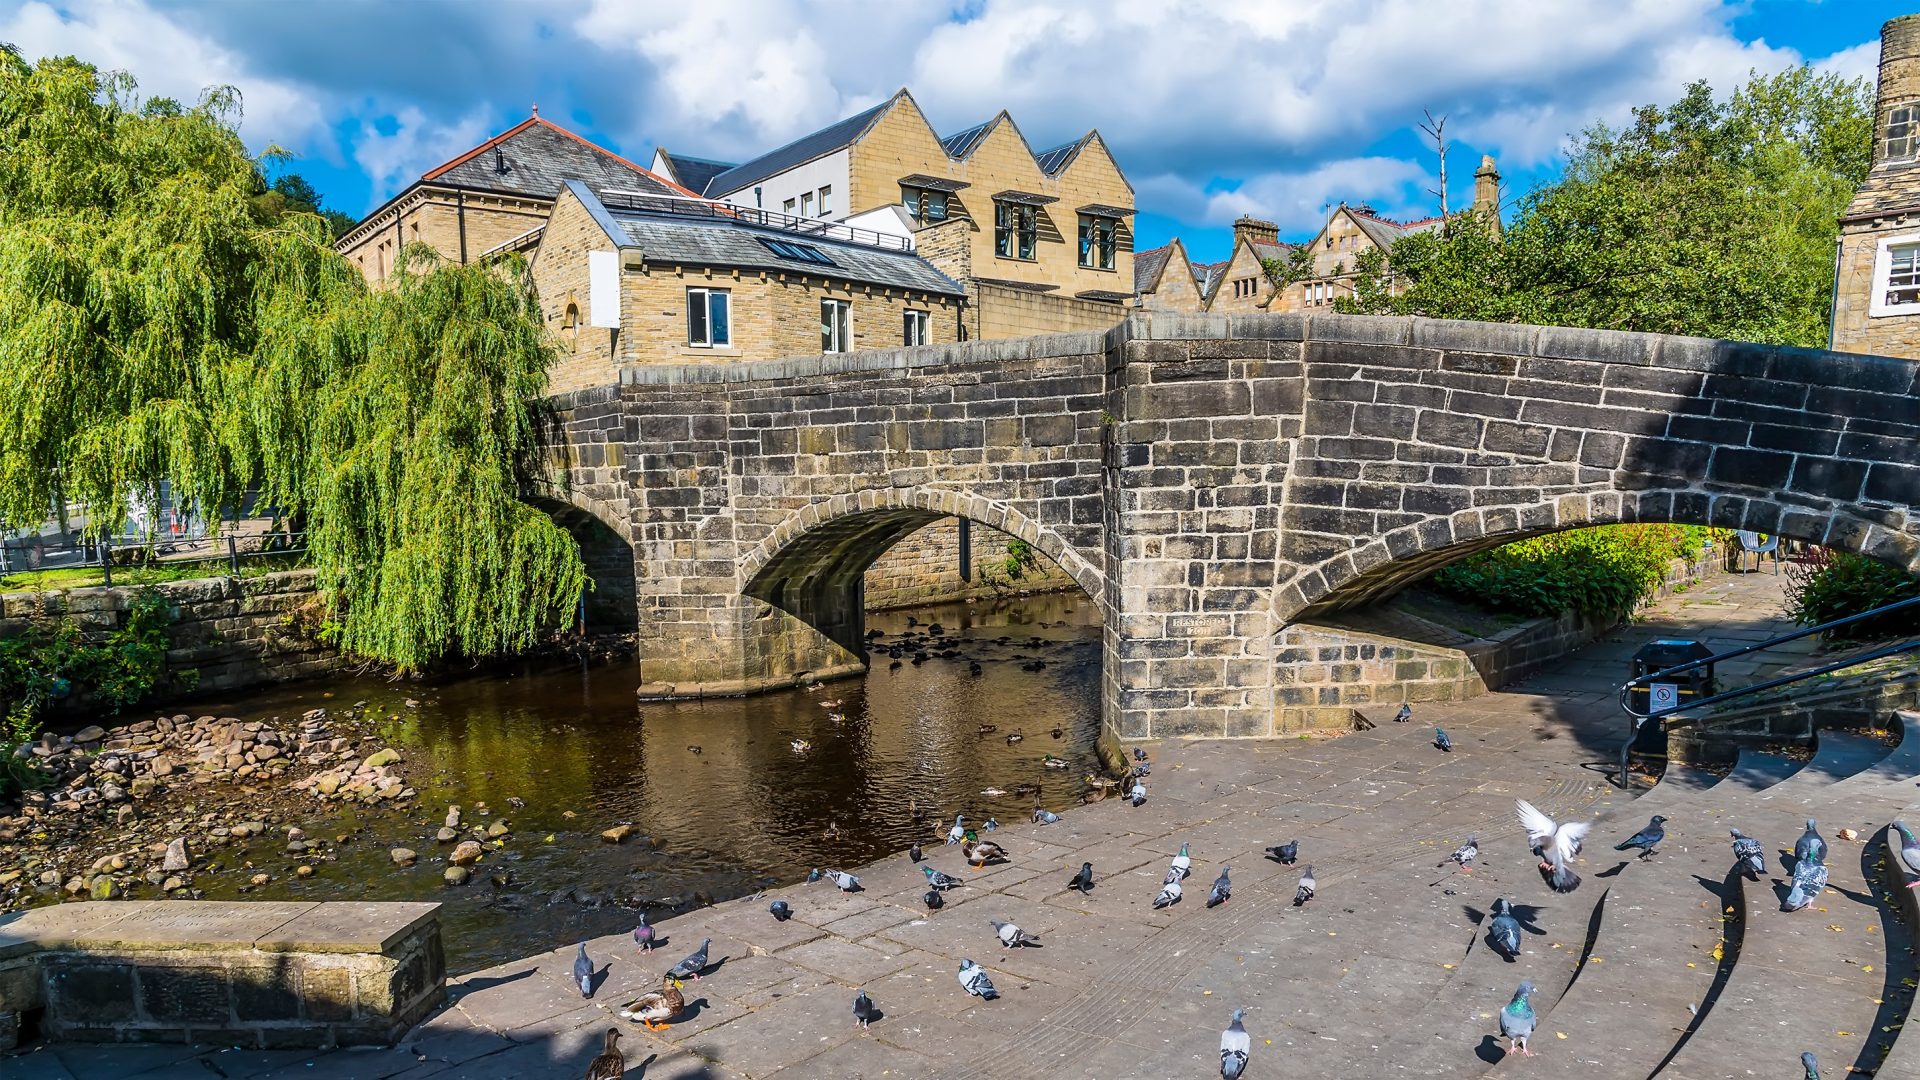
[187,592,1100,971]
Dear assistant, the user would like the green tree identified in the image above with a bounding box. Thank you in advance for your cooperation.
[0,49,584,673]
[1343,68,1873,347]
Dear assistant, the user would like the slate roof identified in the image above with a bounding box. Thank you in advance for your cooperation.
[1193,260,1229,299]
[703,99,893,198]
[658,151,738,197]
[940,119,995,158]
[424,117,680,201]
[1845,163,1920,218]
[1134,244,1172,294]
[567,181,964,298]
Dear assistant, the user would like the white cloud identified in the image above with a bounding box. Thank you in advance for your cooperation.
[1139,157,1433,235]
[350,106,494,199]
[1818,37,1880,89]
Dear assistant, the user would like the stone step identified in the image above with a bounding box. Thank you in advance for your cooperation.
[1869,806,1920,1080]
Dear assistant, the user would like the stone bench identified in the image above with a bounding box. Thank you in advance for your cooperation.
[0,900,443,1051]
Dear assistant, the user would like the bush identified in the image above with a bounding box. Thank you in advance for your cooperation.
[1430,525,1718,620]
[1783,549,1920,641]
[0,586,189,741]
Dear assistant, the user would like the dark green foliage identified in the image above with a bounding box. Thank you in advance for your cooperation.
[0,587,187,738]
[1431,525,1717,620]
[1783,550,1920,641]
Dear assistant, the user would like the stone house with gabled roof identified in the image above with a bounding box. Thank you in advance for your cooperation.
[335,113,698,283]
[1833,15,1920,358]
[1132,238,1206,312]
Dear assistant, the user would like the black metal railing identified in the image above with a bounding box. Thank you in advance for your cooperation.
[596,188,915,253]
[1614,593,1920,786]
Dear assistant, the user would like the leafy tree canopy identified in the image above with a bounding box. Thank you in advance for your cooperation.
[1343,67,1873,348]
[0,48,585,671]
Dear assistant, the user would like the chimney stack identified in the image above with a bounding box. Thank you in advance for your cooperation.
[1472,155,1502,236]
[1233,216,1279,248]
[1873,16,1920,169]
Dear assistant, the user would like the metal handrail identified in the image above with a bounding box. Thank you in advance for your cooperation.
[596,188,915,253]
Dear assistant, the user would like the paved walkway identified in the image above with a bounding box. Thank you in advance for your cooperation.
[7,571,1819,1079]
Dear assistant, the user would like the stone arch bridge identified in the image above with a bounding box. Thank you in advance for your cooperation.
[551,313,1920,741]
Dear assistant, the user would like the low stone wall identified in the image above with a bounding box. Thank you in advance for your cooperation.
[0,570,340,712]
[0,900,443,1050]
[862,517,1078,611]
[1666,662,1920,763]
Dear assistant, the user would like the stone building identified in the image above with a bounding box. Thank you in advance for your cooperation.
[652,89,1137,341]
[335,114,693,283]
[1834,14,1920,357]
[1204,217,1297,314]
[1132,238,1207,312]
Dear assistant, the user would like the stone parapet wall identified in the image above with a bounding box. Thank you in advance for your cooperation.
[862,517,1078,611]
[973,282,1125,340]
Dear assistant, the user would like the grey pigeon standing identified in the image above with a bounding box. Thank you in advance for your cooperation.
[1269,840,1298,865]
[1206,866,1232,908]
[1500,981,1536,1057]
[573,942,594,998]
[1033,808,1061,824]
[983,818,999,832]
[852,989,877,1029]
[924,889,944,911]
[1153,878,1183,908]
[1220,1008,1251,1079]
[1294,865,1316,906]
[1488,897,1522,960]
[632,913,654,953]
[1894,821,1920,886]
[1449,834,1479,870]
[826,869,861,893]
[947,815,966,845]
[1067,862,1093,894]
[668,938,710,981]
[1730,828,1766,880]
[957,958,997,999]
[909,842,923,863]
[768,900,792,922]
[1128,780,1147,806]
[1395,703,1412,723]
[1615,815,1667,859]
[1784,856,1830,911]
[991,918,1038,949]
[922,866,963,890]
[1803,1051,1821,1079]
[1434,727,1453,752]
[1795,819,1826,867]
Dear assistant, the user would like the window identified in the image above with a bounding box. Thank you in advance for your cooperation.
[1889,105,1917,162]
[754,186,764,208]
[1874,238,1920,315]
[1077,214,1117,270]
[800,191,814,217]
[903,309,929,346]
[901,185,949,225]
[687,287,731,347]
[758,237,835,265]
[818,185,832,215]
[821,299,849,352]
[1232,277,1257,299]
[563,302,581,348]
[994,201,1037,260]
[783,197,796,215]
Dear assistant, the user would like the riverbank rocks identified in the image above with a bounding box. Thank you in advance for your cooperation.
[391,848,417,867]
[449,841,484,866]
[435,827,457,843]
[600,824,636,844]
[485,820,511,839]
[161,838,191,872]
[364,748,402,769]
[443,866,470,886]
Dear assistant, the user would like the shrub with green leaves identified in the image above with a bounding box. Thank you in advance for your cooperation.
[0,587,187,740]
[1784,549,1920,641]
[1430,525,1716,620]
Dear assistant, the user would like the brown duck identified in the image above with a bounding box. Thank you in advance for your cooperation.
[584,1028,624,1079]
[619,975,686,1031]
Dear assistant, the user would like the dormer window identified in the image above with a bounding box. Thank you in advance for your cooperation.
[1889,104,1918,163]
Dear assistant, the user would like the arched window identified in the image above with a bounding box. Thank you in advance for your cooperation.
[563,303,581,349]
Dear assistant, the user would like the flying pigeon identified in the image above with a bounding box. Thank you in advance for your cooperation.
[1795,819,1826,867]
[1434,727,1453,752]
[1269,840,1298,865]
[1517,798,1592,894]
[1488,897,1522,961]
[1129,780,1147,806]
[1783,856,1829,911]
[909,842,923,863]
[923,866,964,890]
[1220,1008,1251,1079]
[1032,808,1061,825]
[1170,843,1192,880]
[957,959,997,999]
[1500,981,1537,1057]
[667,938,711,981]
[768,899,792,922]
[1893,821,1920,885]
[1067,862,1093,894]
[633,913,654,953]
[1804,1051,1821,1080]
[1730,828,1766,880]
[1153,878,1184,908]
[1449,834,1479,870]
[1207,866,1232,908]
[992,918,1039,949]
[825,869,861,893]
[924,889,944,911]
[947,815,967,845]
[852,989,877,1029]
[1294,865,1316,906]
[573,942,595,998]
[1615,815,1667,859]
[1395,703,1412,724]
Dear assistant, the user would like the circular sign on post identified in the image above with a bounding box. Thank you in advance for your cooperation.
[1649,682,1680,714]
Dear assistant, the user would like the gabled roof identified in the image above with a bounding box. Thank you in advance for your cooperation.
[1193,259,1229,301]
[703,96,896,198]
[1134,244,1173,294]
[423,116,684,202]
[1034,138,1083,175]
[655,150,737,196]
[940,118,995,158]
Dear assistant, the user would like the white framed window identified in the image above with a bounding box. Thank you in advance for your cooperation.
[1870,232,1920,317]
[783,197,796,215]
[1888,104,1917,163]
[818,186,833,215]
[687,286,731,347]
[800,191,814,217]
[821,298,849,352]
[904,309,929,346]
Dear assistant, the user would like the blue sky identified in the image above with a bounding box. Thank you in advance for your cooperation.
[0,0,1903,263]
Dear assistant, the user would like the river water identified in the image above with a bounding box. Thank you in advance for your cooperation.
[181,593,1102,972]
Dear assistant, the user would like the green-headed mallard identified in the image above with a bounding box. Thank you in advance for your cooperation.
[963,838,1007,868]
[618,976,685,1031]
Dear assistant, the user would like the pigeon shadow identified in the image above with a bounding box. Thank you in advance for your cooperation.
[454,968,534,994]
[1770,878,1794,909]
[1593,860,1631,879]
[647,935,671,953]
[688,956,729,979]
[1475,1035,1507,1065]
[587,963,612,998]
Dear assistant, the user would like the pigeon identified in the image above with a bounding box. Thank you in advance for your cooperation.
[1434,727,1453,752]
[1500,981,1536,1057]
[1488,897,1522,960]
[1783,856,1829,911]
[1803,1051,1821,1080]
[632,913,654,953]
[957,958,997,999]
[1170,843,1192,880]
[1395,703,1412,724]
[1449,834,1479,870]
[923,866,964,891]
[585,1028,624,1080]
[826,869,861,893]
[807,868,823,883]
[992,918,1039,949]
[909,842,923,863]
[1795,819,1826,867]
[852,989,877,1029]
[1894,821,1920,885]
[573,942,595,998]
[1220,1008,1251,1079]
[947,815,967,845]
[768,900,792,922]
[1067,862,1093,894]
[1207,866,1232,907]
[1294,865,1316,906]
[667,938,710,981]
[1153,878,1184,908]
[1615,815,1667,859]
[1730,828,1766,880]
[1134,747,1149,761]
[1517,798,1592,894]
[1269,840,1298,865]
[924,889,944,911]
[983,818,999,832]
[1032,808,1061,825]
[1128,781,1147,806]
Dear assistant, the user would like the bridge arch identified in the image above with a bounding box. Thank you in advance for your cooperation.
[524,487,638,632]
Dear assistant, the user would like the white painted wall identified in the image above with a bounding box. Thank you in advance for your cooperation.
[844,205,915,248]
[717,148,850,220]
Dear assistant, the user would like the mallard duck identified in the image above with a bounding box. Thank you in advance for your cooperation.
[585,1027,624,1078]
[1042,754,1069,770]
[618,976,685,1030]
[791,739,812,753]
[1085,774,1119,790]
[1005,731,1024,745]
[963,838,1007,868]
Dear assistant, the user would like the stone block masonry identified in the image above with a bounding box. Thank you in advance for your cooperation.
[862,517,1078,610]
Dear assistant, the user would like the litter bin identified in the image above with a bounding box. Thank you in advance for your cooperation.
[1627,638,1715,756]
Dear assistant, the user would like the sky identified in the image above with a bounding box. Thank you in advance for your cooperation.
[0,0,1905,262]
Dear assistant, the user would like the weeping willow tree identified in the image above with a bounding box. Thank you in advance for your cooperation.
[0,47,585,671]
